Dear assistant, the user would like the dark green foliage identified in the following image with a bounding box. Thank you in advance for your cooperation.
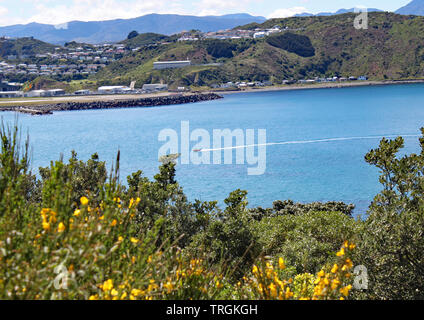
[253,211,360,274]
[0,122,37,223]
[38,151,107,209]
[189,190,261,280]
[0,37,56,58]
[272,200,354,216]
[205,40,237,58]
[266,32,315,57]
[357,129,424,299]
[249,200,354,221]
[127,31,139,40]
[121,32,171,49]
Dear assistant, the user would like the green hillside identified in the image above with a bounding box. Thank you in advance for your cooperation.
[93,12,424,88]
[120,32,174,49]
[0,37,57,58]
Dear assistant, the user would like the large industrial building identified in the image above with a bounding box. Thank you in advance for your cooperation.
[153,60,191,70]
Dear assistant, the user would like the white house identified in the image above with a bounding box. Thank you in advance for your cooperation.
[253,32,267,39]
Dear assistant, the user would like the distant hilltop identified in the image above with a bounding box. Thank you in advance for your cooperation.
[1,1,424,45]
[396,0,424,15]
[295,8,383,17]
[0,13,266,45]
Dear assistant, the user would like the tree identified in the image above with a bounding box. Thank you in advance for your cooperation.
[358,129,424,299]
[188,190,261,280]
[127,31,139,40]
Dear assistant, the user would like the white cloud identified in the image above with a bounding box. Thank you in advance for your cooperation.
[0,6,7,16]
[24,0,186,25]
[0,6,24,25]
[267,7,308,19]
[196,0,255,16]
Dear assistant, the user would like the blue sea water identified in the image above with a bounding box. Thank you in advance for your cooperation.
[2,83,424,217]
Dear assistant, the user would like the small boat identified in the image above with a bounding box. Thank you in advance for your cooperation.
[193,148,202,152]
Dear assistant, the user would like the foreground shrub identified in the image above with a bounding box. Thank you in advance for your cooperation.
[358,130,424,299]
[253,211,361,274]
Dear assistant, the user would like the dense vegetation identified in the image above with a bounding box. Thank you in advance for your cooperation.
[0,121,423,300]
[266,33,315,58]
[120,33,173,49]
[0,37,56,58]
[205,40,238,59]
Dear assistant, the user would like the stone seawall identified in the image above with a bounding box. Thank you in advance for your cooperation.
[2,93,223,115]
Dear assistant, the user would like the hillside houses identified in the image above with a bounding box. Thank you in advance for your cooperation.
[0,42,130,81]
[0,60,107,78]
[178,26,287,41]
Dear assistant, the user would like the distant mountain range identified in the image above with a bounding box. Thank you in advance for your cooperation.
[396,0,424,15]
[0,1,423,45]
[295,8,383,17]
[295,1,424,17]
[0,13,266,45]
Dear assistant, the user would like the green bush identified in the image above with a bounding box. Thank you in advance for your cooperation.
[266,32,315,57]
[253,211,361,274]
[205,40,237,59]
[357,130,424,299]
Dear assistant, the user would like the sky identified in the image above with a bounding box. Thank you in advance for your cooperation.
[0,0,413,26]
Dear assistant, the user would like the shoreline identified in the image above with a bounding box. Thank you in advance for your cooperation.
[213,79,424,95]
[0,93,223,115]
[2,79,424,115]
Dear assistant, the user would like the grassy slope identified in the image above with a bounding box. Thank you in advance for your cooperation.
[93,12,424,87]
[119,33,173,49]
[0,37,57,58]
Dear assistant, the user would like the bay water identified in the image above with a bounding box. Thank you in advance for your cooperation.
[2,83,424,216]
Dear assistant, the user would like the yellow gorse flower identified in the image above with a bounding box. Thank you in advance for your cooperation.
[130,237,139,244]
[340,285,352,297]
[57,222,66,233]
[336,247,345,257]
[279,257,286,270]
[80,197,89,206]
[252,265,259,274]
[102,279,113,292]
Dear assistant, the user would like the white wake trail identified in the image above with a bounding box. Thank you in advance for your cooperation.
[199,134,421,152]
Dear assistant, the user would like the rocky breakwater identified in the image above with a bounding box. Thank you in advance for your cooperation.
[7,93,223,115]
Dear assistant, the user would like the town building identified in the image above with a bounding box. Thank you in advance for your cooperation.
[74,89,91,95]
[26,90,47,97]
[97,86,129,94]
[142,84,168,92]
[46,89,66,96]
[153,61,191,70]
[0,91,23,98]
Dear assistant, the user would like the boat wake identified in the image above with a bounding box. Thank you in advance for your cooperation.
[198,134,420,152]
